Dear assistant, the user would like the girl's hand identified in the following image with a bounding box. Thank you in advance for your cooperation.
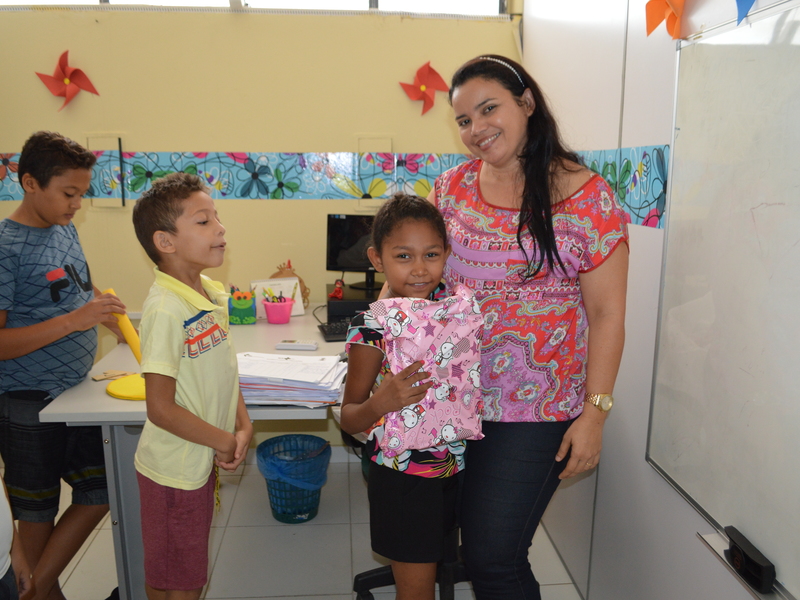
[374,360,432,413]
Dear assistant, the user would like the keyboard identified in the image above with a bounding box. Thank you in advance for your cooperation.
[318,319,351,342]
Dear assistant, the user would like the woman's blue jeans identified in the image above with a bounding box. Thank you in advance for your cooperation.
[460,419,573,600]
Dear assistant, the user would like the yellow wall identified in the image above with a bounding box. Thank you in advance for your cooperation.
[0,8,520,310]
[0,9,518,152]
[0,8,520,445]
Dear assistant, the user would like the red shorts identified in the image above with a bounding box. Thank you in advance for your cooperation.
[137,470,215,591]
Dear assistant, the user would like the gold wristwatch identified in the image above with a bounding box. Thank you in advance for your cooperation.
[585,393,614,412]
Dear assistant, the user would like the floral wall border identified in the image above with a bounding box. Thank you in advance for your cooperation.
[0,145,669,228]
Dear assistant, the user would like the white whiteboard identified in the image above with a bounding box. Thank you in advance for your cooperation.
[647,6,800,598]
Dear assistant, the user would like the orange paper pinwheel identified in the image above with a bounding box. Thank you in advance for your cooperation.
[400,62,449,115]
[36,51,99,111]
[645,0,685,39]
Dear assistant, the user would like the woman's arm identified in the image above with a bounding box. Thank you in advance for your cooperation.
[556,245,628,479]
[340,345,431,435]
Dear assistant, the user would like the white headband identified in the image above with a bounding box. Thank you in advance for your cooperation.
[478,56,525,88]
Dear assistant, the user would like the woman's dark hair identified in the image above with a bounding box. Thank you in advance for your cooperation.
[449,55,582,279]
[371,193,448,254]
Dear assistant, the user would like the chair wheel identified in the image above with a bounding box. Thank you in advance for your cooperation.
[355,593,375,600]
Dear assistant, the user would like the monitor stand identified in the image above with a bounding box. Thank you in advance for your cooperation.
[349,270,376,291]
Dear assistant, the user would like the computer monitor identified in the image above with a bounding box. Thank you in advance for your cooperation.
[326,214,376,290]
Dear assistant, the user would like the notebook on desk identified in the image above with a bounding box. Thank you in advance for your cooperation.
[318,318,351,343]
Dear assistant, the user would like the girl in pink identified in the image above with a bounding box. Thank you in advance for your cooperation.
[340,193,482,600]
[432,55,629,599]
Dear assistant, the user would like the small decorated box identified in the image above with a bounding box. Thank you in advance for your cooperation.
[228,287,256,325]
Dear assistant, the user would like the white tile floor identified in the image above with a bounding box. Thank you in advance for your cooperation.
[38,451,582,600]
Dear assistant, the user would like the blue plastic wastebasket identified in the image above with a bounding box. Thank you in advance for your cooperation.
[256,434,332,524]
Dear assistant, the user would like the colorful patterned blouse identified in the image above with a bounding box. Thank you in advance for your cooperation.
[346,284,466,478]
[434,159,628,423]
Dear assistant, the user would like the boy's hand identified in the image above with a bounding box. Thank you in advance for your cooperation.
[70,293,127,332]
[17,568,34,600]
[216,427,252,473]
[375,360,432,413]
[102,315,126,343]
[214,448,235,466]
[214,433,237,467]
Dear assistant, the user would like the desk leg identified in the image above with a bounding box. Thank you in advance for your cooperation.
[102,424,144,600]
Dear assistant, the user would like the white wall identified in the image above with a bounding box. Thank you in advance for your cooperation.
[523,1,790,599]
[522,5,629,596]
[523,0,628,151]
[589,226,753,600]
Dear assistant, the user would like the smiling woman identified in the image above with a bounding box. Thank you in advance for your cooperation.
[451,77,534,184]
[431,55,630,600]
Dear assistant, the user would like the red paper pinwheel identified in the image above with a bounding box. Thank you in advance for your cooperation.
[36,51,99,111]
[400,62,449,115]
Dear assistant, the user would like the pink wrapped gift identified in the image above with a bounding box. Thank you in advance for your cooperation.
[370,284,484,457]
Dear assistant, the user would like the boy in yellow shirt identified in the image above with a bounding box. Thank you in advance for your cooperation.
[131,173,252,600]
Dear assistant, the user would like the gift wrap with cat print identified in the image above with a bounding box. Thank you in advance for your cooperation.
[370,284,484,457]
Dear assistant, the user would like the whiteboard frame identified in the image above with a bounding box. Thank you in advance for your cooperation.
[644,3,800,599]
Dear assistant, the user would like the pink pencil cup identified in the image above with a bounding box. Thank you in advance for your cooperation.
[262,299,294,324]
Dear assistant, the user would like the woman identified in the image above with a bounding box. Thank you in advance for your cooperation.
[429,55,629,599]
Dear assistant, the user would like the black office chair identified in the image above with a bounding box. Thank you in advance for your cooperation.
[341,431,471,600]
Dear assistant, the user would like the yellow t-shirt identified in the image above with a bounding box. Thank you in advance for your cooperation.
[134,268,239,490]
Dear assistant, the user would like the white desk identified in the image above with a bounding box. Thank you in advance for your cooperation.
[39,306,345,600]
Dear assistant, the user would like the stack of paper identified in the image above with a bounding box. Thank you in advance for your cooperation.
[237,352,347,408]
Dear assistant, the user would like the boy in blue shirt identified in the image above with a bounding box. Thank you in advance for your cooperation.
[0,131,126,600]
[132,173,252,600]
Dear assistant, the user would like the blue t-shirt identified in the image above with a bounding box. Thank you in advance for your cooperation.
[0,219,97,398]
